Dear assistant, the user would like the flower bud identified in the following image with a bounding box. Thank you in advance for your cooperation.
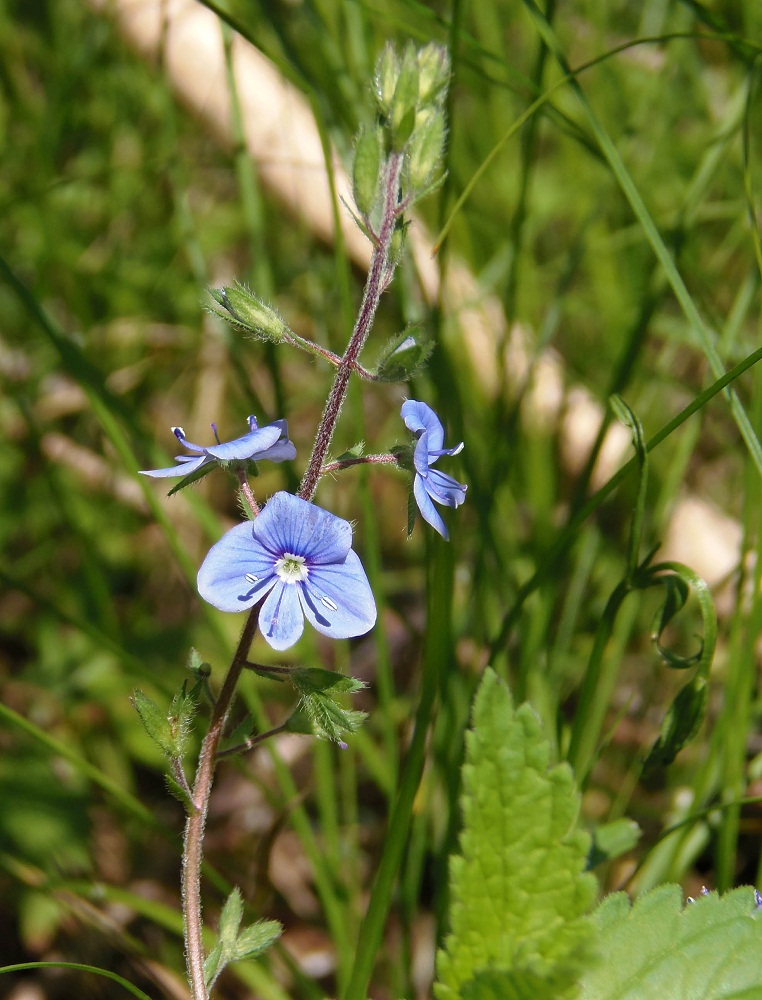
[417,43,450,105]
[374,328,432,382]
[408,108,446,190]
[209,284,291,342]
[374,44,399,116]
[390,43,419,149]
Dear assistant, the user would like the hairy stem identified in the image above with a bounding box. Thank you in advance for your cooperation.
[182,608,260,1000]
[299,153,403,501]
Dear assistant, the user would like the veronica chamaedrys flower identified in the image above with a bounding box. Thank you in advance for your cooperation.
[197,492,377,651]
[401,399,467,540]
[140,416,296,480]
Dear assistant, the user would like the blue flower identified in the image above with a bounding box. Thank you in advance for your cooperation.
[197,492,377,651]
[140,416,296,479]
[401,400,467,540]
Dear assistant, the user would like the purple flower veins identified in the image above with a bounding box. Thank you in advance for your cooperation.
[401,400,467,540]
[197,492,377,651]
[140,415,296,479]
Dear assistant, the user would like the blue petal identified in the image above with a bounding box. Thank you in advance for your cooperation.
[253,493,353,564]
[424,467,468,508]
[197,521,278,611]
[412,430,433,475]
[300,551,377,639]
[205,423,282,461]
[428,441,464,459]
[401,400,445,452]
[259,581,305,650]
[413,474,448,539]
[140,454,209,478]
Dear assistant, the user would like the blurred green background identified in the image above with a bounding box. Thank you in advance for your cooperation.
[1,0,762,997]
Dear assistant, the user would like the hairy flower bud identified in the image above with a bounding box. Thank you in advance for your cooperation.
[209,284,291,342]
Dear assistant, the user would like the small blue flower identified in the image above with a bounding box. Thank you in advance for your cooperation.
[197,491,377,651]
[140,416,296,479]
[401,400,467,540]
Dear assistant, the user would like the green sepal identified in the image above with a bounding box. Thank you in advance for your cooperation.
[334,441,365,462]
[166,458,217,497]
[208,283,292,343]
[166,683,199,758]
[352,125,383,218]
[643,675,709,773]
[187,648,211,681]
[204,887,281,990]
[417,43,450,105]
[390,43,419,149]
[408,108,446,191]
[131,690,177,759]
[288,669,368,744]
[586,817,641,869]
[374,43,399,117]
[407,483,417,538]
[373,327,432,382]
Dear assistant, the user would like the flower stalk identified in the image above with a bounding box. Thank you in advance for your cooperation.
[182,608,259,1000]
[299,153,404,502]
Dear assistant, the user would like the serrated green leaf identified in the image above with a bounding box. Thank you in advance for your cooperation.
[435,670,597,1000]
[580,885,762,999]
[461,966,581,1000]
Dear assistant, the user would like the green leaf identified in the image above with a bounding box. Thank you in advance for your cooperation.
[204,888,282,989]
[131,690,175,758]
[461,967,583,1000]
[646,562,717,671]
[434,670,597,1000]
[290,667,367,697]
[643,675,709,773]
[232,919,282,961]
[219,886,245,950]
[587,818,641,869]
[579,885,762,999]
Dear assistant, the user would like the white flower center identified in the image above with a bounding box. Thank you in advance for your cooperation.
[275,552,308,583]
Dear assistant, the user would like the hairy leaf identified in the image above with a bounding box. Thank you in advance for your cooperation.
[435,669,597,999]
[580,885,762,999]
